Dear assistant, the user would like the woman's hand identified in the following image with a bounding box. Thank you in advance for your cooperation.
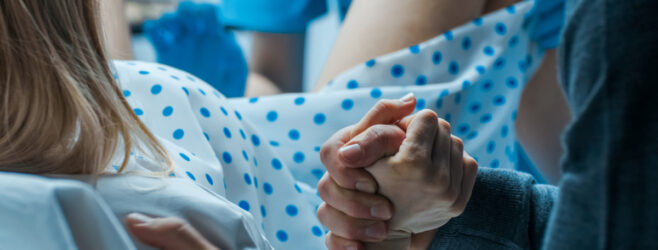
[125,213,220,250]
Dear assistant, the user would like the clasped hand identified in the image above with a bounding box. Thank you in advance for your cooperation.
[317,94,478,250]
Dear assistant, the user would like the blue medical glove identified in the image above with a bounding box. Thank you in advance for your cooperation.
[144,2,248,97]
[525,0,566,49]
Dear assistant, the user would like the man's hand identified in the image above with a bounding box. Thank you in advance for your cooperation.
[365,111,478,240]
[317,96,478,250]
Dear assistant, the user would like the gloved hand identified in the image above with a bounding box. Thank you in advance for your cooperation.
[143,2,248,97]
[525,0,566,49]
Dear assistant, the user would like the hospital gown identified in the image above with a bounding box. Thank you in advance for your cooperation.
[112,1,542,249]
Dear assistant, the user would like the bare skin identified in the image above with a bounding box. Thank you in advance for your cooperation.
[100,0,134,60]
[248,32,306,94]
[515,51,570,183]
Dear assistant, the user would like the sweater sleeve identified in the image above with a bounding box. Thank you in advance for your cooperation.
[428,168,557,250]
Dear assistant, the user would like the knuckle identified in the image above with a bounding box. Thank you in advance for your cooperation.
[317,175,331,199]
[418,109,439,122]
[344,223,365,240]
[320,144,334,165]
[374,100,396,112]
[316,203,330,225]
[439,118,452,132]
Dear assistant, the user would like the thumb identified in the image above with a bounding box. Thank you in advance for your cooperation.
[339,124,406,168]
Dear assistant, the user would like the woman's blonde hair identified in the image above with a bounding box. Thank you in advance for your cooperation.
[0,0,171,174]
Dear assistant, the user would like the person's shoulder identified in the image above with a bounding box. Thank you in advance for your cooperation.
[112,60,208,89]
[112,60,225,102]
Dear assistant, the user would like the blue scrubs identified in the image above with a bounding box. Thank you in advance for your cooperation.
[220,0,329,33]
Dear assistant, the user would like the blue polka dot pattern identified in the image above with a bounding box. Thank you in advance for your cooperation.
[186,171,196,181]
[263,183,273,195]
[370,88,382,98]
[341,99,354,110]
[172,129,184,140]
[487,141,496,153]
[444,31,454,40]
[481,114,493,123]
[416,75,427,86]
[473,17,483,26]
[222,152,232,164]
[242,150,249,161]
[133,108,144,116]
[276,230,288,242]
[150,84,162,95]
[312,226,323,237]
[416,99,426,110]
[223,127,232,138]
[285,205,299,216]
[266,111,278,122]
[293,152,305,163]
[476,66,486,75]
[251,135,261,146]
[238,200,250,211]
[347,80,359,89]
[205,174,214,185]
[495,23,507,35]
[200,107,210,118]
[506,76,518,88]
[432,51,443,65]
[288,130,300,140]
[313,113,326,125]
[244,173,252,185]
[179,153,190,162]
[462,37,472,50]
[449,61,459,75]
[484,46,495,56]
[409,45,420,54]
[123,90,131,97]
[261,205,267,217]
[271,159,282,170]
[162,106,174,116]
[365,59,376,67]
[391,65,405,78]
[294,97,305,105]
[494,95,506,105]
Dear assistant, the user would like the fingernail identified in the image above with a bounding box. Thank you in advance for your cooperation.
[355,181,376,194]
[371,204,392,220]
[366,223,387,239]
[339,144,363,162]
[126,213,153,224]
[400,93,415,103]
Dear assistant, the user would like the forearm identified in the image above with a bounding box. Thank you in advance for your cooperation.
[100,0,133,60]
[428,168,557,250]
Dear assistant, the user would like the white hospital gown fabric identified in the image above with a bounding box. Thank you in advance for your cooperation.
[112,1,541,249]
